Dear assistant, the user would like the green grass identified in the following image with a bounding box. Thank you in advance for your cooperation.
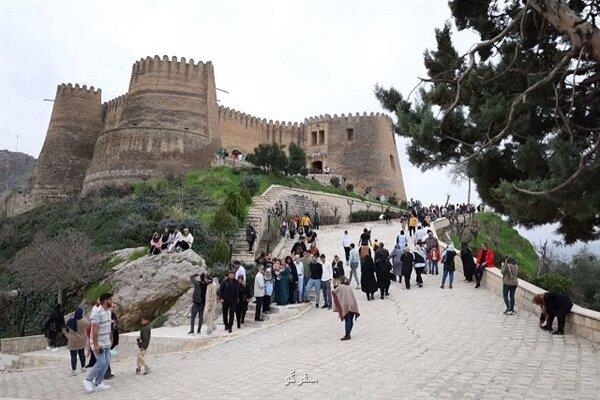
[105,256,124,270]
[128,247,148,262]
[452,212,539,277]
[85,282,113,305]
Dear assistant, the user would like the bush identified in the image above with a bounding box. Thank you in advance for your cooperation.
[208,261,232,281]
[128,247,148,262]
[330,176,341,188]
[210,207,238,233]
[85,282,113,305]
[388,196,398,206]
[349,210,383,223]
[241,175,260,196]
[530,273,572,294]
[210,238,231,265]
[105,256,124,270]
[345,183,354,192]
[239,187,252,204]
[224,192,247,222]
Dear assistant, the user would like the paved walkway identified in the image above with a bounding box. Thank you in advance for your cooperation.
[2,221,599,400]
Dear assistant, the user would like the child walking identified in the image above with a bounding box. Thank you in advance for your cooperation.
[135,318,151,375]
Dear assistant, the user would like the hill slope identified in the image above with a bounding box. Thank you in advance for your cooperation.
[0,150,36,193]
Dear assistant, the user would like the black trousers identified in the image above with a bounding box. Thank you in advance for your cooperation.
[547,312,568,333]
[408,226,416,236]
[344,247,351,262]
[175,241,190,251]
[247,239,255,252]
[222,301,235,330]
[70,349,85,370]
[190,301,205,332]
[402,272,412,289]
[254,296,263,320]
[263,294,271,311]
[415,267,424,285]
[475,264,486,285]
[236,300,247,327]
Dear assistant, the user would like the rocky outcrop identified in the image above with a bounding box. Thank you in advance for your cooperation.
[105,249,207,331]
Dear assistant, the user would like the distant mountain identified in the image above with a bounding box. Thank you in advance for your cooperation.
[0,150,36,193]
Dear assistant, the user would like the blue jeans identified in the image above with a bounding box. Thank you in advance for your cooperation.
[344,313,354,336]
[86,346,111,385]
[503,284,517,311]
[429,260,439,274]
[305,279,321,304]
[441,270,454,286]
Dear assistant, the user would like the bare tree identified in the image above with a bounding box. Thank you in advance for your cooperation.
[446,210,480,244]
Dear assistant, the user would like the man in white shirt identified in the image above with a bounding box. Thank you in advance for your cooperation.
[341,231,353,264]
[293,255,305,302]
[320,254,333,309]
[415,225,427,244]
[396,230,408,250]
[233,260,246,281]
[84,292,113,393]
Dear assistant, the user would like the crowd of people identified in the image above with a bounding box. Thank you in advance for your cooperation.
[149,227,194,255]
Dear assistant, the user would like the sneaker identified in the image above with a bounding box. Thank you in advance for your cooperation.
[80,367,86,373]
[340,335,351,341]
[51,347,59,352]
[509,311,516,315]
[70,370,77,376]
[503,310,510,315]
[187,330,194,335]
[96,382,111,390]
[440,285,444,289]
[315,303,319,308]
[143,368,150,375]
[83,379,95,393]
[136,368,141,374]
[321,304,327,308]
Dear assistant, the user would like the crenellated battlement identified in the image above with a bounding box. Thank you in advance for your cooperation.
[57,83,101,96]
[219,106,303,130]
[131,55,209,78]
[102,93,129,127]
[304,111,391,124]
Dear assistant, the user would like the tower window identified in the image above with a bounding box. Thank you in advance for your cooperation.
[311,131,318,145]
[347,128,354,141]
[318,130,325,145]
[390,155,396,170]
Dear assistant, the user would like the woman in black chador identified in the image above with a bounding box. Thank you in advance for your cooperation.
[360,254,378,301]
[533,292,573,335]
[460,242,476,283]
[374,243,391,299]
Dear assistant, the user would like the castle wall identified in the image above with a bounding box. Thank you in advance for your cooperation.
[218,107,302,155]
[305,113,407,201]
[30,84,102,198]
[82,56,220,195]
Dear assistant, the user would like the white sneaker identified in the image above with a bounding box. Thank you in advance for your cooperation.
[83,379,95,393]
[69,370,77,376]
[96,382,111,390]
[80,367,87,373]
[51,347,59,352]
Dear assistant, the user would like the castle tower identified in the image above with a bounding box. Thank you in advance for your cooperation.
[81,55,220,195]
[303,113,406,201]
[30,83,102,198]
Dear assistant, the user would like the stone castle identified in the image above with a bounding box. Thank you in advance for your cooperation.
[4,55,406,216]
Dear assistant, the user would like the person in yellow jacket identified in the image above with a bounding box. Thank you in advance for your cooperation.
[301,213,312,233]
[408,215,418,237]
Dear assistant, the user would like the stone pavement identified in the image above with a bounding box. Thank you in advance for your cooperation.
[2,221,599,400]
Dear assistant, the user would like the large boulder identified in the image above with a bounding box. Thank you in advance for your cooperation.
[106,249,207,331]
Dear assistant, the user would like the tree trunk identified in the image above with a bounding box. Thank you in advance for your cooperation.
[531,0,600,62]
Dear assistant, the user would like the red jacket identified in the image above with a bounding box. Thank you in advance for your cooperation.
[476,248,495,267]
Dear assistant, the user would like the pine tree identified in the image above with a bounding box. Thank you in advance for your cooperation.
[376,0,600,243]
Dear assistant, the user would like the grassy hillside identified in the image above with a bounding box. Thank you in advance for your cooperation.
[452,212,539,277]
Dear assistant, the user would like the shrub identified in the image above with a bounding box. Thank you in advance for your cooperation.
[388,196,398,206]
[85,282,113,305]
[105,256,124,270]
[330,176,341,188]
[530,273,572,294]
[210,207,238,233]
[224,192,247,222]
[210,238,231,265]
[239,187,252,204]
[208,261,232,281]
[128,247,148,262]
[241,175,260,196]
[345,183,354,192]
[349,210,382,223]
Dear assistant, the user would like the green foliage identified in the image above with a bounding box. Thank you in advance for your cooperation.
[223,192,247,222]
[210,239,231,265]
[349,210,382,223]
[105,256,124,270]
[451,212,538,276]
[246,143,288,174]
[210,207,238,233]
[240,174,260,196]
[128,248,148,262]
[330,176,341,188]
[208,261,232,281]
[388,196,398,206]
[287,142,309,176]
[85,282,113,305]
[345,183,354,192]
[530,273,572,295]
[239,187,252,204]
[376,3,600,243]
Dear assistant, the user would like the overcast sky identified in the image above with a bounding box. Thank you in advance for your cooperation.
[1,0,596,254]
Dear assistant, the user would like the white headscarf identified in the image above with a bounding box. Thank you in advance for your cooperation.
[446,244,455,252]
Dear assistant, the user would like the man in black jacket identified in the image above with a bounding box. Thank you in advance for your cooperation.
[219,270,242,333]
[291,236,307,256]
[189,272,211,334]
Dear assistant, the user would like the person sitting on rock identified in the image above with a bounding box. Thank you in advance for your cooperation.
[160,228,173,250]
[149,233,162,255]
[168,228,182,252]
[533,292,573,335]
[173,228,194,252]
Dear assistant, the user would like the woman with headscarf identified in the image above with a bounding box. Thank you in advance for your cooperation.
[441,244,457,289]
[533,292,573,335]
[501,256,519,315]
[390,242,404,284]
[360,254,378,301]
[374,242,391,299]
[44,303,65,350]
[413,243,427,288]
[286,256,298,304]
[64,307,90,376]
[276,260,291,306]
[460,241,476,283]
[400,246,414,289]
[204,276,219,334]
[332,278,360,341]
